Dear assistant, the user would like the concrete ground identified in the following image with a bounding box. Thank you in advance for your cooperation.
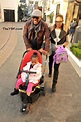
[0,22,81,122]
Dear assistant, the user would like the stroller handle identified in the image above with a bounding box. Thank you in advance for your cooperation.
[22,50,28,58]
[46,55,48,60]
[21,70,36,74]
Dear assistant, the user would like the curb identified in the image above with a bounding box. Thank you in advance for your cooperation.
[66,48,81,77]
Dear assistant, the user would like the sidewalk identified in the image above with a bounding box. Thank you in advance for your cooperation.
[0,22,81,122]
[0,22,80,76]
[0,22,17,68]
[66,48,81,77]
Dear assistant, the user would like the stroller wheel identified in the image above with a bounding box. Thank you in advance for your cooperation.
[20,103,27,113]
[42,91,46,96]
[40,87,46,96]
[25,103,30,114]
[20,103,30,114]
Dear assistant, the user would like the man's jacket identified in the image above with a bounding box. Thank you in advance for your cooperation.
[23,20,50,51]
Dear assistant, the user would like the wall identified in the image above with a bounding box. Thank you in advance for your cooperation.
[0,0,19,22]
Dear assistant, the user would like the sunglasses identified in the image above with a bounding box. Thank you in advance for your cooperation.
[55,21,63,23]
[32,16,39,19]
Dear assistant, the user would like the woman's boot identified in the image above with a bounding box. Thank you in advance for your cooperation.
[52,71,59,92]
[48,60,52,77]
[52,82,56,92]
[48,55,53,77]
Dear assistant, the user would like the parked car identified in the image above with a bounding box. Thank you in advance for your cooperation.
[22,16,31,22]
[22,17,27,22]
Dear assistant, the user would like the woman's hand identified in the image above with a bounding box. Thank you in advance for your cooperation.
[39,48,48,55]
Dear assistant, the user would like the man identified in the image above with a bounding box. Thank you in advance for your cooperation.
[23,9,50,55]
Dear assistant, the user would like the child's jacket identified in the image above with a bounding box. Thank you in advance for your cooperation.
[21,61,42,84]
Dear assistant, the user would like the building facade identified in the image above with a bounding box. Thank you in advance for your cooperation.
[42,0,81,31]
[0,0,19,22]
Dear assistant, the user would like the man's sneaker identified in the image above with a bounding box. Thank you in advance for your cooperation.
[52,83,56,92]
[10,88,19,96]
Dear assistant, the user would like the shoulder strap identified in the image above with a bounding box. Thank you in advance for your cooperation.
[51,30,56,40]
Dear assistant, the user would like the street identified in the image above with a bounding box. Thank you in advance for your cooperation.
[0,22,81,122]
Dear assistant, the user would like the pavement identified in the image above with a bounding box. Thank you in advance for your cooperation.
[0,22,17,67]
[0,22,81,122]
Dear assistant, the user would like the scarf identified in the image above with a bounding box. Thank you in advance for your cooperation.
[28,21,42,40]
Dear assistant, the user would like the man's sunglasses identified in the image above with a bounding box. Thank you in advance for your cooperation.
[32,16,39,19]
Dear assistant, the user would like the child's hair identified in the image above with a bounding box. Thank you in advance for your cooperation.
[31,52,38,59]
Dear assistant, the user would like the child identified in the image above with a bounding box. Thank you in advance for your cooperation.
[11,52,42,96]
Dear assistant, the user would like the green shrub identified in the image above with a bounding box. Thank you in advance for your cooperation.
[70,41,81,59]
[47,13,53,23]
[72,47,81,59]
[78,41,81,49]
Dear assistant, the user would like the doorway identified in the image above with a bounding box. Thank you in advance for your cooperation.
[4,9,15,22]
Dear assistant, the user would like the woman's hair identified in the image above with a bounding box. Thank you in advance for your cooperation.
[56,14,63,20]
[53,14,64,30]
[31,52,38,59]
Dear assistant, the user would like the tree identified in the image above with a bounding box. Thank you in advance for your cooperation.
[20,3,27,17]
[18,5,23,21]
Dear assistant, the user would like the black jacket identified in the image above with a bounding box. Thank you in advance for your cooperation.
[50,29,67,45]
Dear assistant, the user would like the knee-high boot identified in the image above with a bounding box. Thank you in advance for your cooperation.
[52,71,59,92]
[48,62,52,76]
[48,54,53,77]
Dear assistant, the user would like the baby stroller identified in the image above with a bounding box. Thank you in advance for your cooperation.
[16,50,47,114]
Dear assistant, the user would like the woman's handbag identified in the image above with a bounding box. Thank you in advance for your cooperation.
[53,45,68,65]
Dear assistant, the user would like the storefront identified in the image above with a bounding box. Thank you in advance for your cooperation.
[65,0,81,31]
[0,0,19,22]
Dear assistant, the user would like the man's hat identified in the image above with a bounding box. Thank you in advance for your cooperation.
[31,9,42,17]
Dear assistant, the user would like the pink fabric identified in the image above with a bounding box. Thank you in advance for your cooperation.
[16,78,38,94]
[26,82,39,93]
[16,78,24,89]
[26,82,35,93]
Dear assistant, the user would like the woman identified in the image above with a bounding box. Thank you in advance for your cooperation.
[48,14,69,92]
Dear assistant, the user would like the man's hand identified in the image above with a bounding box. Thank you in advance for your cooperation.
[27,48,32,52]
[39,48,48,55]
